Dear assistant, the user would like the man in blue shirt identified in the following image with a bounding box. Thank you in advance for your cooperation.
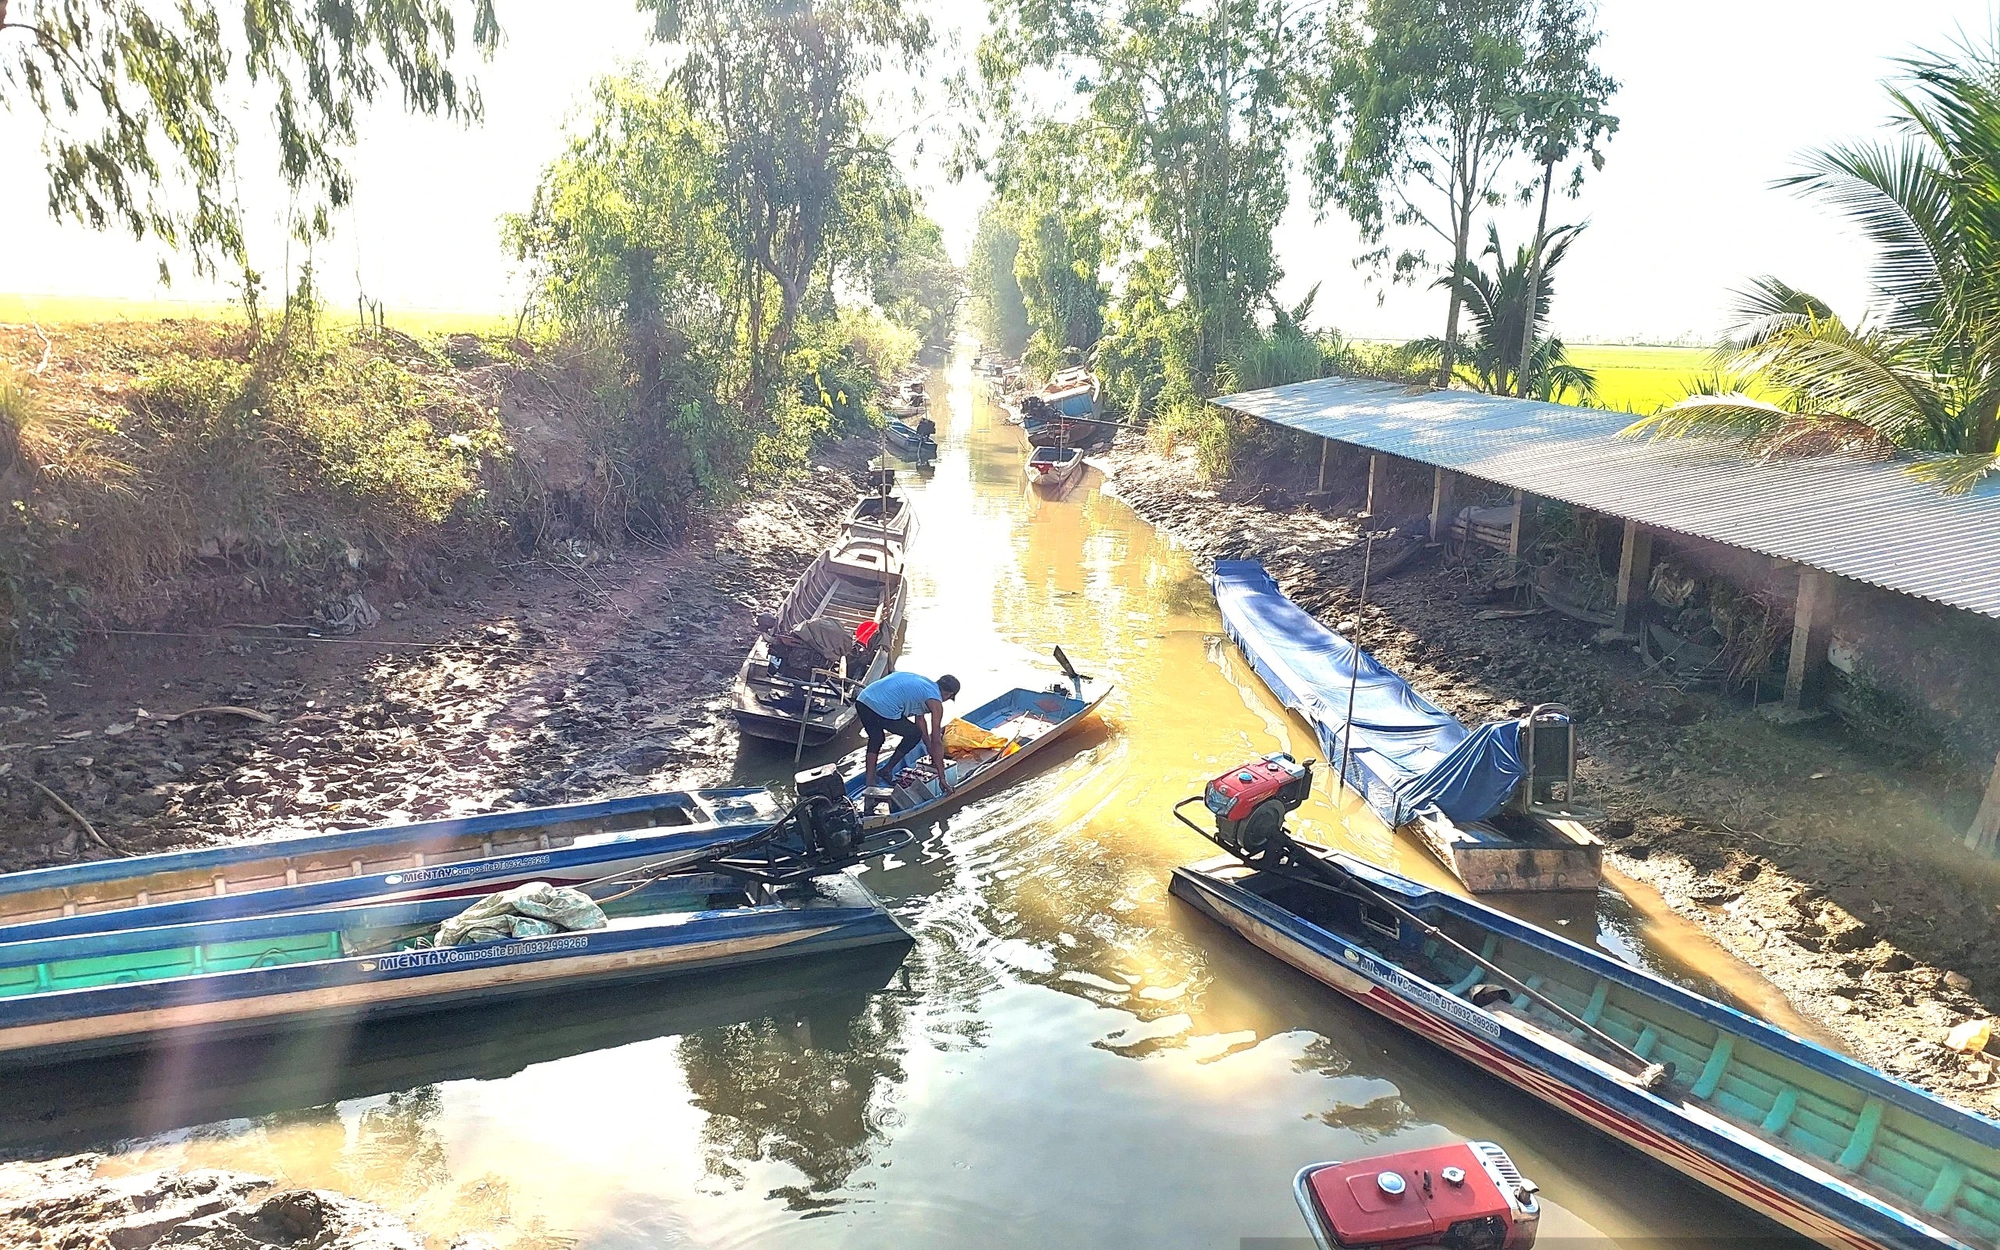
[856,670,960,793]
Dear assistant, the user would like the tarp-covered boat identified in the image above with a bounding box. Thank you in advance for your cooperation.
[0,816,914,1066]
[0,787,783,939]
[1211,559,1598,891]
[846,650,1108,829]
[1172,842,2000,1250]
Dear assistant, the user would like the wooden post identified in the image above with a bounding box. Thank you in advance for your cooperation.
[1783,569,1838,713]
[1428,468,1459,543]
[1313,439,1330,495]
[1967,750,2000,854]
[1361,454,1382,518]
[1508,489,1541,560]
[1612,520,1654,637]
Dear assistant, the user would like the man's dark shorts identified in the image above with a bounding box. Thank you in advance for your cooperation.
[857,701,921,756]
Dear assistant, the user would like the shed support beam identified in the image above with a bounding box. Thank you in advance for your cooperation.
[1428,468,1459,543]
[1783,569,1838,713]
[1312,438,1330,495]
[1362,454,1383,518]
[1612,521,1654,637]
[1508,489,1541,560]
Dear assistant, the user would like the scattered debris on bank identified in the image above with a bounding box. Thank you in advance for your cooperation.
[0,442,875,868]
[0,1154,423,1249]
[1105,435,2000,1110]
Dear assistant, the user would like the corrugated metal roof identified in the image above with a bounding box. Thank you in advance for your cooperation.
[1213,377,2000,619]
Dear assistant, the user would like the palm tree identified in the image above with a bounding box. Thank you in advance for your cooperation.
[1409,223,1597,403]
[1623,31,2000,494]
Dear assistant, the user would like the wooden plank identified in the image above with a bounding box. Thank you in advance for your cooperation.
[1784,569,1838,713]
[1613,520,1654,637]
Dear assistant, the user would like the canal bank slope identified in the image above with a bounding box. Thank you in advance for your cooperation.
[1103,433,2000,1111]
[0,439,877,867]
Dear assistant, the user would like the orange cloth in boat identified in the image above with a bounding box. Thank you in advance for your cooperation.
[943,718,1013,757]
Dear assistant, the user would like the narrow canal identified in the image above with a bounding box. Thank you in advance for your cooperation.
[70,356,1800,1247]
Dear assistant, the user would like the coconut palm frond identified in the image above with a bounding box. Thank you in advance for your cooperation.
[1757,415,1900,460]
[1782,138,1953,334]
[1905,450,2000,494]
[1740,318,1948,447]
[1621,395,1794,442]
[1724,277,1839,353]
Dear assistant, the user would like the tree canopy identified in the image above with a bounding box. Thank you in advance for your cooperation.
[2,0,498,277]
[1309,0,1613,388]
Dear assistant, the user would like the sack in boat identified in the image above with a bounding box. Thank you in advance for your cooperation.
[943,719,1012,757]
[436,881,608,947]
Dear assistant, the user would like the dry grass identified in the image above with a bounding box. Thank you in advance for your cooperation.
[0,319,512,669]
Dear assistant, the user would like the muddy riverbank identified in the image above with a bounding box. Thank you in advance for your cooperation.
[0,440,877,869]
[1103,433,2000,1109]
[0,1154,427,1249]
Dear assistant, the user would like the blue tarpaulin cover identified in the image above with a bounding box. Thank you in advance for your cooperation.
[1211,559,1524,827]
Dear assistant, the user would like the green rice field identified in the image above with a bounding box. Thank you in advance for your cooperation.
[1565,343,1718,414]
[0,293,510,337]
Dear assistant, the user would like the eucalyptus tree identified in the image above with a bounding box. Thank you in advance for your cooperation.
[1625,30,2000,494]
[981,0,1311,387]
[1,0,497,278]
[637,0,932,407]
[969,210,1032,356]
[985,119,1112,373]
[1512,0,1616,395]
[1320,0,1600,388]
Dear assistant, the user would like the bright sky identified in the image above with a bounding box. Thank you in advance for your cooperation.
[0,0,1989,342]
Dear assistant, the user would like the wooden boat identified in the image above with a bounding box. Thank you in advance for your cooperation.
[0,787,783,939]
[733,534,907,747]
[1026,444,1085,493]
[1213,559,1600,892]
[846,650,1109,829]
[0,864,910,1067]
[843,474,916,546]
[1172,843,2000,1250]
[882,418,937,465]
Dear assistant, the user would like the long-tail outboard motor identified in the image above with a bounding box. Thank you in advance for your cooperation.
[793,764,865,861]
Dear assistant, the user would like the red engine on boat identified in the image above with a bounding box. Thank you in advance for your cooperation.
[1199,753,1313,858]
[1295,1141,1540,1250]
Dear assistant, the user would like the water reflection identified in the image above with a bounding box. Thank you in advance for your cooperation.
[682,986,911,1210]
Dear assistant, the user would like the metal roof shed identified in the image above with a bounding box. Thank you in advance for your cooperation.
[1213,377,2000,622]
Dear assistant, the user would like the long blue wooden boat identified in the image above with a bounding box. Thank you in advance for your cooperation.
[0,788,784,940]
[1171,845,2000,1250]
[0,941,912,1155]
[0,866,910,1066]
[844,657,1108,830]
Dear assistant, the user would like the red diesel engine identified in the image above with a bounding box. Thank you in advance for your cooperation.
[1295,1140,1540,1250]
[1201,753,1313,859]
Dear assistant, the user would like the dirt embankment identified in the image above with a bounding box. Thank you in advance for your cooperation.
[1105,435,2000,1110]
[0,442,874,868]
[0,1154,430,1250]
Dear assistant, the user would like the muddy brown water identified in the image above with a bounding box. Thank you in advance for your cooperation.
[50,357,1812,1247]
